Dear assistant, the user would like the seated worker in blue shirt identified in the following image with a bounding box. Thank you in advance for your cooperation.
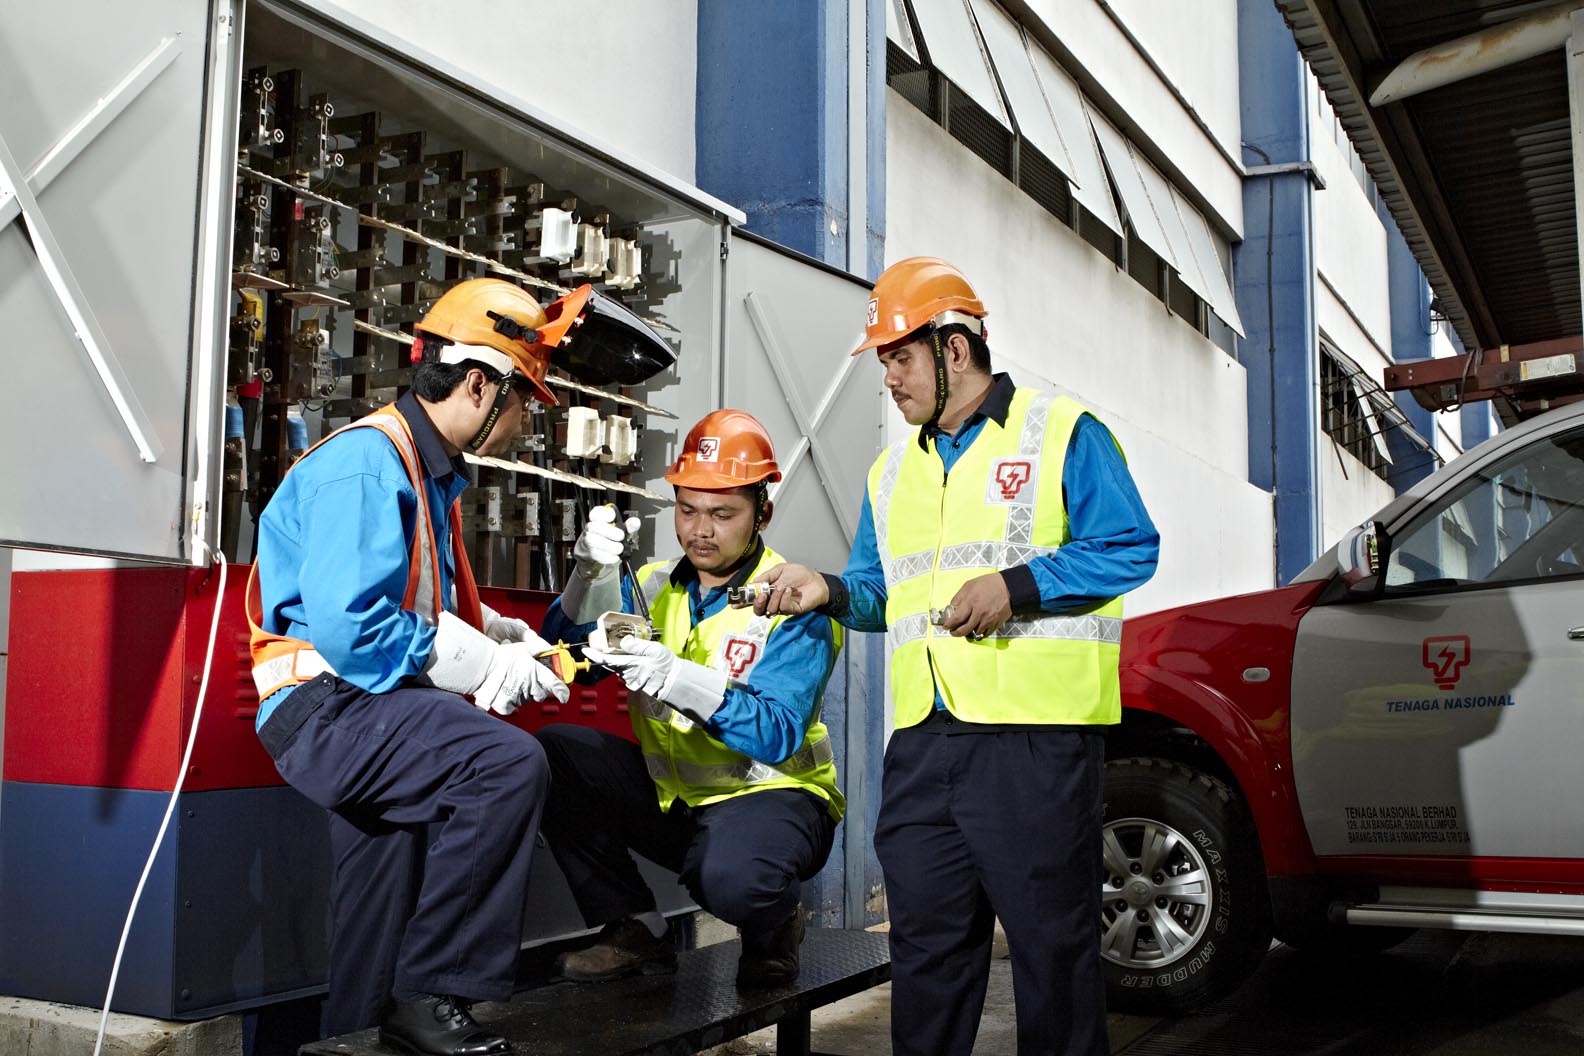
[746,258,1159,1056]
[537,409,844,989]
[249,278,603,1056]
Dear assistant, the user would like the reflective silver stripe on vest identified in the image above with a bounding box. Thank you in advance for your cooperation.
[251,648,337,696]
[360,416,440,623]
[872,441,906,583]
[888,612,932,650]
[888,549,935,586]
[1020,393,1052,458]
[936,540,1060,572]
[888,610,1120,648]
[633,691,670,723]
[637,565,671,613]
[997,612,1122,643]
[642,734,834,788]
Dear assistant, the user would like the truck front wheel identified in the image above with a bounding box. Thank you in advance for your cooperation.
[1100,757,1271,1014]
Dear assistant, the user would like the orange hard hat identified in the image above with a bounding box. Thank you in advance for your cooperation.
[665,409,781,490]
[415,278,594,405]
[853,256,986,355]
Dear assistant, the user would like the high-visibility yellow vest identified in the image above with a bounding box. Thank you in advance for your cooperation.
[246,404,483,700]
[630,546,845,819]
[868,388,1123,728]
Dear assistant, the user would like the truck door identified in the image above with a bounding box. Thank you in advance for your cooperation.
[1290,421,1584,870]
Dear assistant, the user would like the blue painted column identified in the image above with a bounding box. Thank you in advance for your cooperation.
[1235,0,1321,584]
[696,0,886,274]
[1382,199,1440,491]
[697,2,889,929]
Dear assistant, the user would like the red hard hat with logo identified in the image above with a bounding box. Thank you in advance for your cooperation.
[665,409,781,490]
[853,256,987,356]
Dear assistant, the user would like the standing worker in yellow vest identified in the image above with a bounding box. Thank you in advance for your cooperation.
[748,258,1159,1056]
[536,409,844,989]
[249,278,620,1056]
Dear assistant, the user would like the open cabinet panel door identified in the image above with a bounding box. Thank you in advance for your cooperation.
[0,0,229,563]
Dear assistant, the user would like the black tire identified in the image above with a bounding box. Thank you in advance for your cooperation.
[1100,757,1272,1015]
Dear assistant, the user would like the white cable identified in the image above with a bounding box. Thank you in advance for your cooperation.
[93,545,228,1056]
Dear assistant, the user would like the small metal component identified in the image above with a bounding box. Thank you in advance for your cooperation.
[588,611,654,654]
[928,604,956,627]
[727,583,771,607]
[554,499,579,542]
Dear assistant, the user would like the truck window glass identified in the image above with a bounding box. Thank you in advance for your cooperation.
[1384,426,1584,592]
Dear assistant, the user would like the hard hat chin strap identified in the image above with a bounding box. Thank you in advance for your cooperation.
[466,372,518,452]
[925,327,949,432]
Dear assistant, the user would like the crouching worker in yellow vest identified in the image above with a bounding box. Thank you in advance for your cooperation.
[249,278,593,1056]
[536,409,845,988]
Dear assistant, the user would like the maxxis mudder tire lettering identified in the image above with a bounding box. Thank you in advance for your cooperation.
[1101,756,1272,1015]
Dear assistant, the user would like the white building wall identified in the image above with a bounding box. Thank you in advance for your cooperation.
[322,0,698,184]
[886,98,1274,615]
[1022,0,1243,238]
[1310,88,1391,353]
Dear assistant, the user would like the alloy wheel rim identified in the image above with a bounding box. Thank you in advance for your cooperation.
[1100,815,1214,971]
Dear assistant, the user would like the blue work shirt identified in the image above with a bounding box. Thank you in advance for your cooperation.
[828,374,1159,708]
[543,540,839,766]
[254,392,472,730]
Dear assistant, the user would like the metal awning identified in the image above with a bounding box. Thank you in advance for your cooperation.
[1276,0,1584,423]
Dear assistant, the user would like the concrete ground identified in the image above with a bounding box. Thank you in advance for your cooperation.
[0,996,243,1056]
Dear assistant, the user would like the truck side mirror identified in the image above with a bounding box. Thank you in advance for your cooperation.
[1336,520,1390,596]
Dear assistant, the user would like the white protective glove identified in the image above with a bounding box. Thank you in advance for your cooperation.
[480,601,554,649]
[563,506,642,623]
[585,638,727,723]
[423,611,570,715]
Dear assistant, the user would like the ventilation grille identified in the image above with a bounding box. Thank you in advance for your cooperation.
[1018,146,1071,225]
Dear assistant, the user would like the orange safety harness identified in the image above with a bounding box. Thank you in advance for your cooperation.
[245,404,482,700]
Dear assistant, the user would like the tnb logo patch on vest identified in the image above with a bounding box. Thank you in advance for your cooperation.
[986,458,1037,504]
[721,635,763,680]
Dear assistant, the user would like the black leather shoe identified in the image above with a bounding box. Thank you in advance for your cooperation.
[378,995,512,1056]
[737,911,805,988]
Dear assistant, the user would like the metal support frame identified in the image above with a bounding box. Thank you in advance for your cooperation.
[0,37,181,464]
[1384,335,1584,420]
[743,290,859,543]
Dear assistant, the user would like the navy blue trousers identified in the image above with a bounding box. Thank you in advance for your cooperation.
[260,674,548,1036]
[875,714,1108,1056]
[536,724,836,934]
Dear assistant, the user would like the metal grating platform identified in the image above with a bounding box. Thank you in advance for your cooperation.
[301,927,890,1056]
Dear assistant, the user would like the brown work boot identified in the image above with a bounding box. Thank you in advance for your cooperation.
[736,911,805,988]
[555,917,676,982]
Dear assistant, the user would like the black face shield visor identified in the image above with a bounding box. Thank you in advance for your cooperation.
[552,287,677,386]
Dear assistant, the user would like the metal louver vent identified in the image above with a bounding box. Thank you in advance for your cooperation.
[1017,145,1070,225]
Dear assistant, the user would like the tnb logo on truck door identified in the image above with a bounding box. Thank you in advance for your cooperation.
[987,458,1036,504]
[1423,635,1471,690]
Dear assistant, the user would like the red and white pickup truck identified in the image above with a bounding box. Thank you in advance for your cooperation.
[1102,400,1584,1013]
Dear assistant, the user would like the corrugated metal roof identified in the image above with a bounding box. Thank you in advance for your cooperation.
[1277,0,1580,355]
